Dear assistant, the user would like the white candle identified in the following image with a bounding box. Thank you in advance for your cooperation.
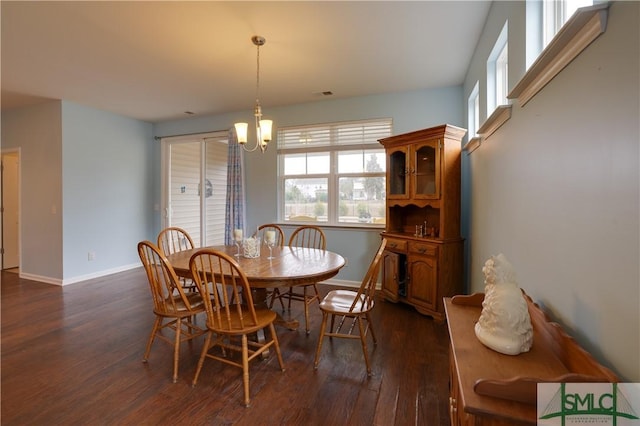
[265,230,276,244]
[233,229,243,241]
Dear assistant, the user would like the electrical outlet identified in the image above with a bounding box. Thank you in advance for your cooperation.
[88,251,96,261]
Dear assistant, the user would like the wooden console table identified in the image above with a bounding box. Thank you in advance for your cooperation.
[445,292,618,425]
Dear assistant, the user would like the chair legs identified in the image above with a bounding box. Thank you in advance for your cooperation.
[143,316,162,362]
[302,284,320,334]
[144,315,203,383]
[172,319,182,383]
[356,316,372,376]
[314,311,376,376]
[192,331,212,388]
[192,324,285,407]
[268,323,286,372]
[241,334,250,407]
[365,312,377,345]
[272,284,319,334]
[313,311,329,370]
[268,288,285,311]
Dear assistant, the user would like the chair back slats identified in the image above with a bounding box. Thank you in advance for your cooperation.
[288,225,326,250]
[157,227,195,256]
[137,241,197,314]
[256,224,285,247]
[350,239,387,312]
[189,249,259,332]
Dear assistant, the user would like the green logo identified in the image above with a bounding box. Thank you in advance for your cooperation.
[539,383,639,425]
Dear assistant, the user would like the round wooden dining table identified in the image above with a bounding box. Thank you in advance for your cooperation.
[165,244,346,330]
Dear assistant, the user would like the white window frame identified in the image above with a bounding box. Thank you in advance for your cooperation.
[495,42,509,107]
[467,81,480,139]
[543,0,594,48]
[487,21,509,115]
[277,118,391,227]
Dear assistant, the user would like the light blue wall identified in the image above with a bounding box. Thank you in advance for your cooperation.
[1,102,63,281]
[462,1,639,381]
[154,87,464,281]
[1,100,156,283]
[61,101,156,281]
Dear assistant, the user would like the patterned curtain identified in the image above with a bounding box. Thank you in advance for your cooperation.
[224,129,245,245]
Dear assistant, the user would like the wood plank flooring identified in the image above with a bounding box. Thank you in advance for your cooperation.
[1,268,451,425]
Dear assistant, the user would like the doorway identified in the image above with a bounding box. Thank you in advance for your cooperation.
[1,150,20,271]
[161,132,229,246]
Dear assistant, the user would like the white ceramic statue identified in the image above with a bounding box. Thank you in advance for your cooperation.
[474,253,533,355]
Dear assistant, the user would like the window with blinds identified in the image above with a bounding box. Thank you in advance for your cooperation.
[277,118,391,226]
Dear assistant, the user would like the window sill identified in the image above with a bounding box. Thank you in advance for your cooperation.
[279,222,385,231]
[463,136,482,154]
[508,3,609,106]
[478,105,512,140]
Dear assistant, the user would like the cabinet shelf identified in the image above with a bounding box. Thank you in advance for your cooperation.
[387,199,441,208]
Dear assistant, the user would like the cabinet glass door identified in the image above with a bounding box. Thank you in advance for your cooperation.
[387,148,408,199]
[413,141,440,199]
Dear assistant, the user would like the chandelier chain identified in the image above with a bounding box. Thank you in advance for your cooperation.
[256,43,261,105]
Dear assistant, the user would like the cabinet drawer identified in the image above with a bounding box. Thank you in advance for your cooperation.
[409,241,438,256]
[385,238,407,253]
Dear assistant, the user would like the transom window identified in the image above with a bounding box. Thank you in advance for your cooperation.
[543,0,593,48]
[468,81,480,138]
[487,21,509,114]
[277,119,391,226]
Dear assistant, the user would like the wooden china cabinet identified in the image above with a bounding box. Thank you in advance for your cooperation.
[378,124,466,322]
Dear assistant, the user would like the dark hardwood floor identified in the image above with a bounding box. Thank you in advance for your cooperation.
[1,268,451,425]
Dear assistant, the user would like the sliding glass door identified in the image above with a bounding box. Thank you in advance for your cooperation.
[161,132,228,246]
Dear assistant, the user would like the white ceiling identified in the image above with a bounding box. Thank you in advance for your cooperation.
[1,1,492,123]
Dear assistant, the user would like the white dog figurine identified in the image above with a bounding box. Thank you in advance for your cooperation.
[474,253,533,355]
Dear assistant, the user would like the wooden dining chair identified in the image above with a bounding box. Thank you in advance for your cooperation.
[313,238,387,376]
[271,225,326,334]
[157,227,197,292]
[157,226,195,255]
[255,223,285,247]
[137,240,206,383]
[189,248,285,407]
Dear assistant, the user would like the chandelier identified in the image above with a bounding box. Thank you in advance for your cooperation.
[234,35,273,153]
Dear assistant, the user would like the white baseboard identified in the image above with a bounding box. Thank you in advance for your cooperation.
[18,272,63,286]
[17,263,141,286]
[62,263,141,285]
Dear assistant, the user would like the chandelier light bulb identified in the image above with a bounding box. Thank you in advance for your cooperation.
[235,122,248,144]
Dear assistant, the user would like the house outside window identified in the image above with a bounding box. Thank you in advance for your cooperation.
[277,119,391,226]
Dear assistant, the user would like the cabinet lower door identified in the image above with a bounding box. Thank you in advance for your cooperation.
[407,255,438,311]
[381,250,400,302]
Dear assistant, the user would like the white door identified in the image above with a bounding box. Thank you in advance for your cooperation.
[162,132,228,247]
[1,152,20,269]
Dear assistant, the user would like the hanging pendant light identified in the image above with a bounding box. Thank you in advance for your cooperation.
[234,35,273,153]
